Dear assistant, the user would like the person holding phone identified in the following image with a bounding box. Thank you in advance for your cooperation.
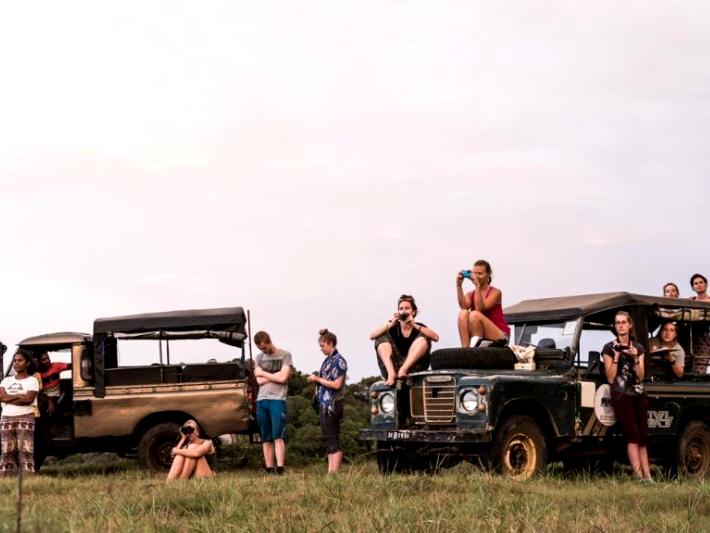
[602,311,652,481]
[370,294,439,386]
[456,259,510,347]
[308,329,347,473]
[166,419,216,480]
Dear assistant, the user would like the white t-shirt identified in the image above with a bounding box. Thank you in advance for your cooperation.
[0,375,39,417]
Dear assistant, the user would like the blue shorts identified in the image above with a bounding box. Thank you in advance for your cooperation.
[256,399,287,442]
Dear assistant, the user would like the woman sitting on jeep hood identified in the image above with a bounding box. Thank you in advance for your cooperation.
[167,420,216,480]
[456,259,510,347]
[370,294,439,386]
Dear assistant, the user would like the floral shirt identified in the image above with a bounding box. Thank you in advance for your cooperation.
[316,350,347,412]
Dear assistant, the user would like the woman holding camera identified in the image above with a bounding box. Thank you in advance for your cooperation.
[166,419,216,480]
[308,329,348,473]
[602,311,652,481]
[456,259,510,347]
[370,294,439,386]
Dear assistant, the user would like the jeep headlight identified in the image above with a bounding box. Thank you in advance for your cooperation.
[461,390,478,413]
[379,392,395,414]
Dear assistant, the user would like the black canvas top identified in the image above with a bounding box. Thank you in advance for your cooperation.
[504,292,710,323]
[94,307,247,335]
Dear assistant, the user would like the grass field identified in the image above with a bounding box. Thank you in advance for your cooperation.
[0,454,708,532]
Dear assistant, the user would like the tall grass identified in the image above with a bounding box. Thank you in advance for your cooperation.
[0,457,707,532]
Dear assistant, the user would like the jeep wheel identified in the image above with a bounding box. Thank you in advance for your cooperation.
[492,415,547,479]
[676,420,710,479]
[430,347,515,370]
[137,422,181,473]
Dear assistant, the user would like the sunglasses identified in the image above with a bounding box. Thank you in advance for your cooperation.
[180,425,196,435]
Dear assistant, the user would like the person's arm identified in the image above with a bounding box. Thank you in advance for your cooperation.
[8,390,38,406]
[172,439,212,458]
[269,364,291,384]
[456,273,470,310]
[411,321,439,342]
[669,346,685,378]
[634,350,645,382]
[370,314,398,340]
[312,373,345,391]
[0,386,15,402]
[472,287,502,313]
[603,350,619,384]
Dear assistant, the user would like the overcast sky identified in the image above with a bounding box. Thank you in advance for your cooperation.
[1,2,709,379]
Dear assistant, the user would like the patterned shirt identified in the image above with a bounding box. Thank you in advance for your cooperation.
[317,350,347,412]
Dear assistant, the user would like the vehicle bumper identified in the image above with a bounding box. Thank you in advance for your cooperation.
[359,427,493,444]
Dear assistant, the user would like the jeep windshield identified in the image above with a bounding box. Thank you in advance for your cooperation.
[513,320,577,351]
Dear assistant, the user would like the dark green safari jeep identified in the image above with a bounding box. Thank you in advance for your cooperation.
[360,292,710,479]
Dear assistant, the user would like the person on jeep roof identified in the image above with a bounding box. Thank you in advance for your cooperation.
[370,294,439,386]
[456,259,510,347]
[662,282,679,298]
[689,273,710,374]
[602,311,652,481]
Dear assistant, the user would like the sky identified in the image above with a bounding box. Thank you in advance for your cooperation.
[1,1,710,379]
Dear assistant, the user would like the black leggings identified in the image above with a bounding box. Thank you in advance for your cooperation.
[319,401,344,454]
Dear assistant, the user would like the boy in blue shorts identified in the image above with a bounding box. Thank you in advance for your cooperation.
[253,331,292,474]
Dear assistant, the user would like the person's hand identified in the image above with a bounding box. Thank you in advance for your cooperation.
[46,401,56,416]
[456,272,464,287]
[307,374,320,384]
[170,446,179,457]
[627,345,638,360]
[403,314,415,326]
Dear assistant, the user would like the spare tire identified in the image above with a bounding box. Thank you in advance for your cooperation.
[430,347,516,370]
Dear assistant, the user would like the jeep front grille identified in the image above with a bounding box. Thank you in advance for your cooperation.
[410,375,456,424]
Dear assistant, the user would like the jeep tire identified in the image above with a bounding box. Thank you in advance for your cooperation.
[492,415,547,479]
[138,422,181,472]
[430,347,515,370]
[676,420,710,479]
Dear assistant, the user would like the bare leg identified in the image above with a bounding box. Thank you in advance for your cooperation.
[328,451,343,473]
[458,309,472,347]
[262,441,275,468]
[167,455,185,481]
[626,443,643,478]
[274,439,286,468]
[376,342,397,386]
[398,337,429,378]
[639,446,652,480]
[179,456,198,479]
[194,456,215,478]
[468,311,506,341]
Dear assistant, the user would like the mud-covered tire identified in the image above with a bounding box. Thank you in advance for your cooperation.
[676,420,710,479]
[430,347,515,370]
[492,415,547,479]
[137,422,181,473]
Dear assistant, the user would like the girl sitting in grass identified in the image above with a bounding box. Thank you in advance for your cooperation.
[167,419,216,480]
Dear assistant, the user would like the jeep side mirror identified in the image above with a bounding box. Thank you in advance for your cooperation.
[80,352,94,382]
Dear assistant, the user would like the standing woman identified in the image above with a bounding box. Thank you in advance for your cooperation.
[0,350,39,477]
[602,312,652,481]
[308,329,348,473]
[456,259,510,347]
[370,294,439,386]
[689,273,710,374]
[166,419,216,480]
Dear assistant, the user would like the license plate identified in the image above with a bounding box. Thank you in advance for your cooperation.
[386,430,411,440]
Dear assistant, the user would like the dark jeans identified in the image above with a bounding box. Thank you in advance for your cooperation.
[611,391,648,446]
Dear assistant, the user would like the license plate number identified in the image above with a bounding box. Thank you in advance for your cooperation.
[386,430,410,440]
